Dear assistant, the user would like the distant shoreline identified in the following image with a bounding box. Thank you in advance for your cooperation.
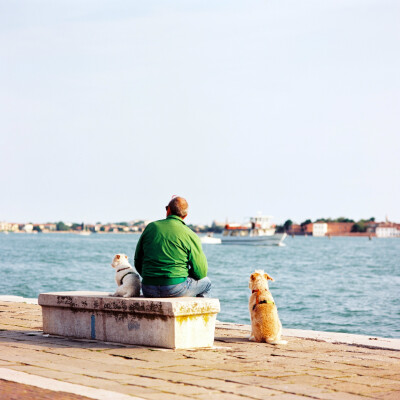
[0,231,141,235]
[0,231,390,238]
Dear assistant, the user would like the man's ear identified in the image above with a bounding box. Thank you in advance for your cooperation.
[264,273,274,281]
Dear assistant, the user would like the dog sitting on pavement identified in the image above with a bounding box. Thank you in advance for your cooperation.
[248,270,287,344]
[110,254,141,298]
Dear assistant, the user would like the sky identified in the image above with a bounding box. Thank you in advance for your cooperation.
[1,0,399,226]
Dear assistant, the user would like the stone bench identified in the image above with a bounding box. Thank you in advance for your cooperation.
[38,291,220,349]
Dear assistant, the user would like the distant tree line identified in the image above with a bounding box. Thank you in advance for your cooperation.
[54,221,128,232]
[57,221,71,231]
[48,217,376,235]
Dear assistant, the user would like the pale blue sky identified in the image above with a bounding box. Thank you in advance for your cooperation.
[1,0,399,225]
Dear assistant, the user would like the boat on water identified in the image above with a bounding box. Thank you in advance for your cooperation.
[199,233,221,244]
[76,229,91,236]
[221,215,286,246]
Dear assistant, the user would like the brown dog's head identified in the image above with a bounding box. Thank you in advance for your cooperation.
[249,270,274,291]
[111,254,128,268]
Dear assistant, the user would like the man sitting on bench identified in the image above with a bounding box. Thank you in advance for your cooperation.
[134,196,211,298]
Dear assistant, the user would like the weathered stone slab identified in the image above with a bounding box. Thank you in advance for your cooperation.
[38,291,220,349]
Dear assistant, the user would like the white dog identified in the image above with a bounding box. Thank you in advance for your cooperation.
[248,270,287,345]
[110,254,141,298]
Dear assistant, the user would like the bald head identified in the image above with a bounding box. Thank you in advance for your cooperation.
[167,196,188,219]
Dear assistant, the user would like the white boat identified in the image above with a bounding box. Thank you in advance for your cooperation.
[221,216,286,246]
[78,230,91,236]
[199,234,221,244]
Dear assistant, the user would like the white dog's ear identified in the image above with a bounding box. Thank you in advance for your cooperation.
[264,273,274,281]
[250,272,260,281]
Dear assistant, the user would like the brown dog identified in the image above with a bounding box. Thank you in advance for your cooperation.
[249,270,287,344]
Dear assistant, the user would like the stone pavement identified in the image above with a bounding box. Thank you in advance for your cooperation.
[0,300,399,400]
[0,379,95,400]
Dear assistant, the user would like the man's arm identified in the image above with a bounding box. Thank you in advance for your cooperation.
[134,232,145,277]
[187,234,208,280]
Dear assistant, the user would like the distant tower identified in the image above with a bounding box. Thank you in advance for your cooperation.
[385,215,389,223]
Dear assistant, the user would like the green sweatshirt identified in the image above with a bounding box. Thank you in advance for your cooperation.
[134,215,208,286]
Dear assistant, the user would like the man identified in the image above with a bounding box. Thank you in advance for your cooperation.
[134,196,211,298]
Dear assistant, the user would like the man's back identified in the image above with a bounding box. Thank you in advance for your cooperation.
[134,215,208,286]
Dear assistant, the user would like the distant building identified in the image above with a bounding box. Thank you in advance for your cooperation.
[326,222,354,236]
[94,224,102,232]
[34,224,45,231]
[0,222,10,231]
[22,224,34,233]
[44,223,57,232]
[303,223,314,235]
[290,221,355,237]
[287,223,313,235]
[287,224,303,235]
[365,221,379,233]
[313,223,328,237]
[310,222,354,236]
[10,223,19,232]
[376,223,400,238]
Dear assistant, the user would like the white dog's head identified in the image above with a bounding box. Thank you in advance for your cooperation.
[111,254,129,269]
[249,269,274,291]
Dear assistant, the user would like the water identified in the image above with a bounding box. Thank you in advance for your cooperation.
[0,233,399,338]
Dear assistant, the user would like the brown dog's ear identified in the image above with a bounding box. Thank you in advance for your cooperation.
[116,255,120,260]
[125,255,128,259]
[264,273,274,281]
[250,273,258,281]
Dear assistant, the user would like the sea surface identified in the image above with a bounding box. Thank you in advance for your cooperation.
[0,232,399,338]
